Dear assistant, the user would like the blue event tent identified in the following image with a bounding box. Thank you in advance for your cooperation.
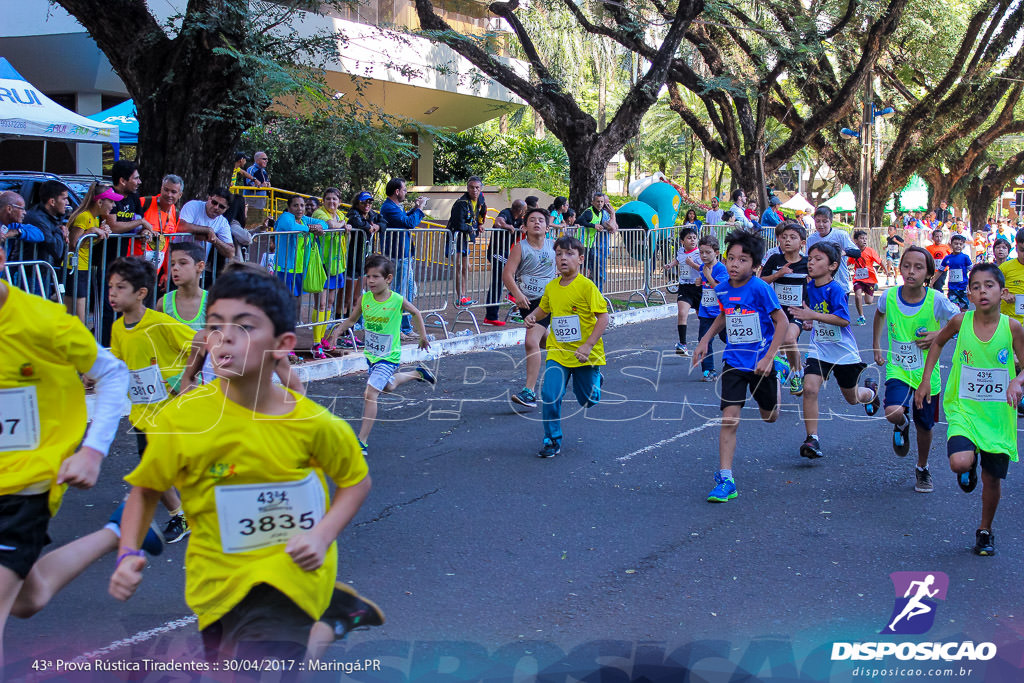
[87,99,137,159]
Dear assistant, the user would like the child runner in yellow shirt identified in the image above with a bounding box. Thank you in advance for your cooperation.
[109,266,372,663]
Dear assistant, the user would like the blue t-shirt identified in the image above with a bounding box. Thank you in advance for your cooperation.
[698,262,729,318]
[806,279,861,365]
[940,252,972,290]
[714,276,780,371]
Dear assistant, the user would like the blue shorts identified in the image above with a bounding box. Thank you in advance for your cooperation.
[325,273,345,290]
[366,359,400,392]
[276,271,304,297]
[883,379,939,431]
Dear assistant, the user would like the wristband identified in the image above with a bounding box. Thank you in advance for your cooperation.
[116,549,145,567]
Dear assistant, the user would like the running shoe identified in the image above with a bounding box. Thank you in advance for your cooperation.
[974,529,995,556]
[321,582,386,639]
[800,436,823,459]
[893,418,911,457]
[707,472,737,503]
[774,355,791,382]
[509,312,524,323]
[312,344,328,360]
[789,373,804,396]
[341,336,365,349]
[958,454,978,493]
[854,316,867,326]
[163,513,191,543]
[358,439,368,456]
[1018,395,1024,418]
[456,297,477,307]
[915,468,934,493]
[702,369,718,382]
[537,439,561,458]
[108,501,165,556]
[287,351,303,365]
[864,377,880,416]
[482,318,506,326]
[512,387,538,408]
[675,343,691,357]
[415,366,437,385]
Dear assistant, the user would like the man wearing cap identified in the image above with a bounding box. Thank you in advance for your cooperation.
[23,180,69,268]
[761,195,783,228]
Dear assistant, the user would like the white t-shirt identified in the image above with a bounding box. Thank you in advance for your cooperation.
[705,208,724,226]
[176,199,232,260]
[876,286,959,323]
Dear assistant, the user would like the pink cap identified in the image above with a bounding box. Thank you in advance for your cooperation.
[95,187,124,202]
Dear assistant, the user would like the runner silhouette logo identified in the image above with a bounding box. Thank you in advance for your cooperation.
[881,571,949,635]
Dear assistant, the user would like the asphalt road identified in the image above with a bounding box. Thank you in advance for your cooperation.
[7,298,1024,682]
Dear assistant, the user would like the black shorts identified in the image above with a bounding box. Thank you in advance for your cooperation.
[719,362,779,411]
[520,298,550,328]
[201,583,314,664]
[0,493,52,579]
[68,269,90,299]
[676,283,701,308]
[135,430,148,458]
[947,435,1011,479]
[804,357,867,390]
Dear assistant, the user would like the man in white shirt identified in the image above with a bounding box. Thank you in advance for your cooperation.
[704,196,724,226]
[806,206,861,294]
[728,188,753,230]
[176,187,235,265]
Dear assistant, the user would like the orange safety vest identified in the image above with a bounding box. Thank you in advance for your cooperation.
[128,197,179,277]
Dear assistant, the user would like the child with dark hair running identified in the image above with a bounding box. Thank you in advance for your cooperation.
[850,229,883,325]
[914,263,1024,555]
[695,235,729,381]
[760,221,808,394]
[693,230,788,502]
[525,235,608,458]
[325,254,435,455]
[108,256,198,542]
[872,246,959,493]
[940,234,973,312]
[790,242,880,459]
[663,226,701,356]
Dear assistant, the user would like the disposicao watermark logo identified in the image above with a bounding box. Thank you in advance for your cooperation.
[881,571,948,635]
[831,571,997,663]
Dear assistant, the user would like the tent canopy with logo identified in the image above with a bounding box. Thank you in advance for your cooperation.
[0,56,118,165]
[86,99,136,160]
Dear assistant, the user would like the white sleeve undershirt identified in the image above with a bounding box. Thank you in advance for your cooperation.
[82,346,129,455]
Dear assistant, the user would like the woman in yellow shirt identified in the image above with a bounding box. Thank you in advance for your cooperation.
[311,187,352,357]
[65,183,120,322]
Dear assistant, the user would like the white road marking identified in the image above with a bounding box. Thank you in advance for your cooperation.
[617,420,721,462]
[70,615,197,664]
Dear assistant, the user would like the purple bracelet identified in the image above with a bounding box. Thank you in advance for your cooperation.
[116,549,145,566]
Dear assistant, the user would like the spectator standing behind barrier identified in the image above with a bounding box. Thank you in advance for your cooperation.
[380,178,426,336]
[483,199,526,325]
[244,151,271,222]
[579,192,618,292]
[549,197,568,226]
[0,191,45,261]
[705,196,724,226]
[230,152,257,194]
[311,188,351,356]
[683,208,702,230]
[23,180,68,268]
[305,196,320,217]
[728,188,753,230]
[935,200,953,224]
[133,175,186,287]
[175,188,236,274]
[65,184,118,321]
[345,191,380,320]
[274,195,325,297]
[447,177,487,308]
[761,195,783,229]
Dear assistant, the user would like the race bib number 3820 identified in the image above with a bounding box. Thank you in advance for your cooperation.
[215,472,326,554]
[0,386,41,452]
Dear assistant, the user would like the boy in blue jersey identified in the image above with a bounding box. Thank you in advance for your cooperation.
[940,234,973,311]
[791,242,880,459]
[696,235,729,381]
[693,230,788,502]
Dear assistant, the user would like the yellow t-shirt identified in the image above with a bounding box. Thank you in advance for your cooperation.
[110,308,195,429]
[999,259,1024,325]
[124,380,368,628]
[539,274,608,367]
[311,207,347,272]
[70,211,99,271]
[0,285,98,512]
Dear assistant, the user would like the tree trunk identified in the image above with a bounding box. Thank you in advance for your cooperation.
[568,151,606,211]
[715,160,725,198]
[499,114,509,135]
[598,76,607,133]
[533,109,545,139]
[684,142,693,194]
[701,148,711,200]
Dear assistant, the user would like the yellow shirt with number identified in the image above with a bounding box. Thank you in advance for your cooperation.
[999,259,1024,324]
[1,285,98,512]
[110,308,195,430]
[70,211,99,271]
[539,273,608,367]
[124,380,369,628]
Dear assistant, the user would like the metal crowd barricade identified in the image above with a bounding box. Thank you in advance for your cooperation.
[371,226,454,336]
[602,228,654,310]
[2,260,63,303]
[439,226,521,333]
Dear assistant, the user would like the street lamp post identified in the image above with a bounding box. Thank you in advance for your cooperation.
[839,73,895,229]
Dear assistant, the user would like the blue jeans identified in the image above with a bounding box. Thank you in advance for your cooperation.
[540,360,602,444]
[393,256,415,333]
[585,245,609,292]
[698,315,727,373]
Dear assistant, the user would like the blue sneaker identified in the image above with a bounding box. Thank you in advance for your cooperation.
[707,472,737,503]
[109,501,165,556]
[415,366,437,385]
[774,355,790,383]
